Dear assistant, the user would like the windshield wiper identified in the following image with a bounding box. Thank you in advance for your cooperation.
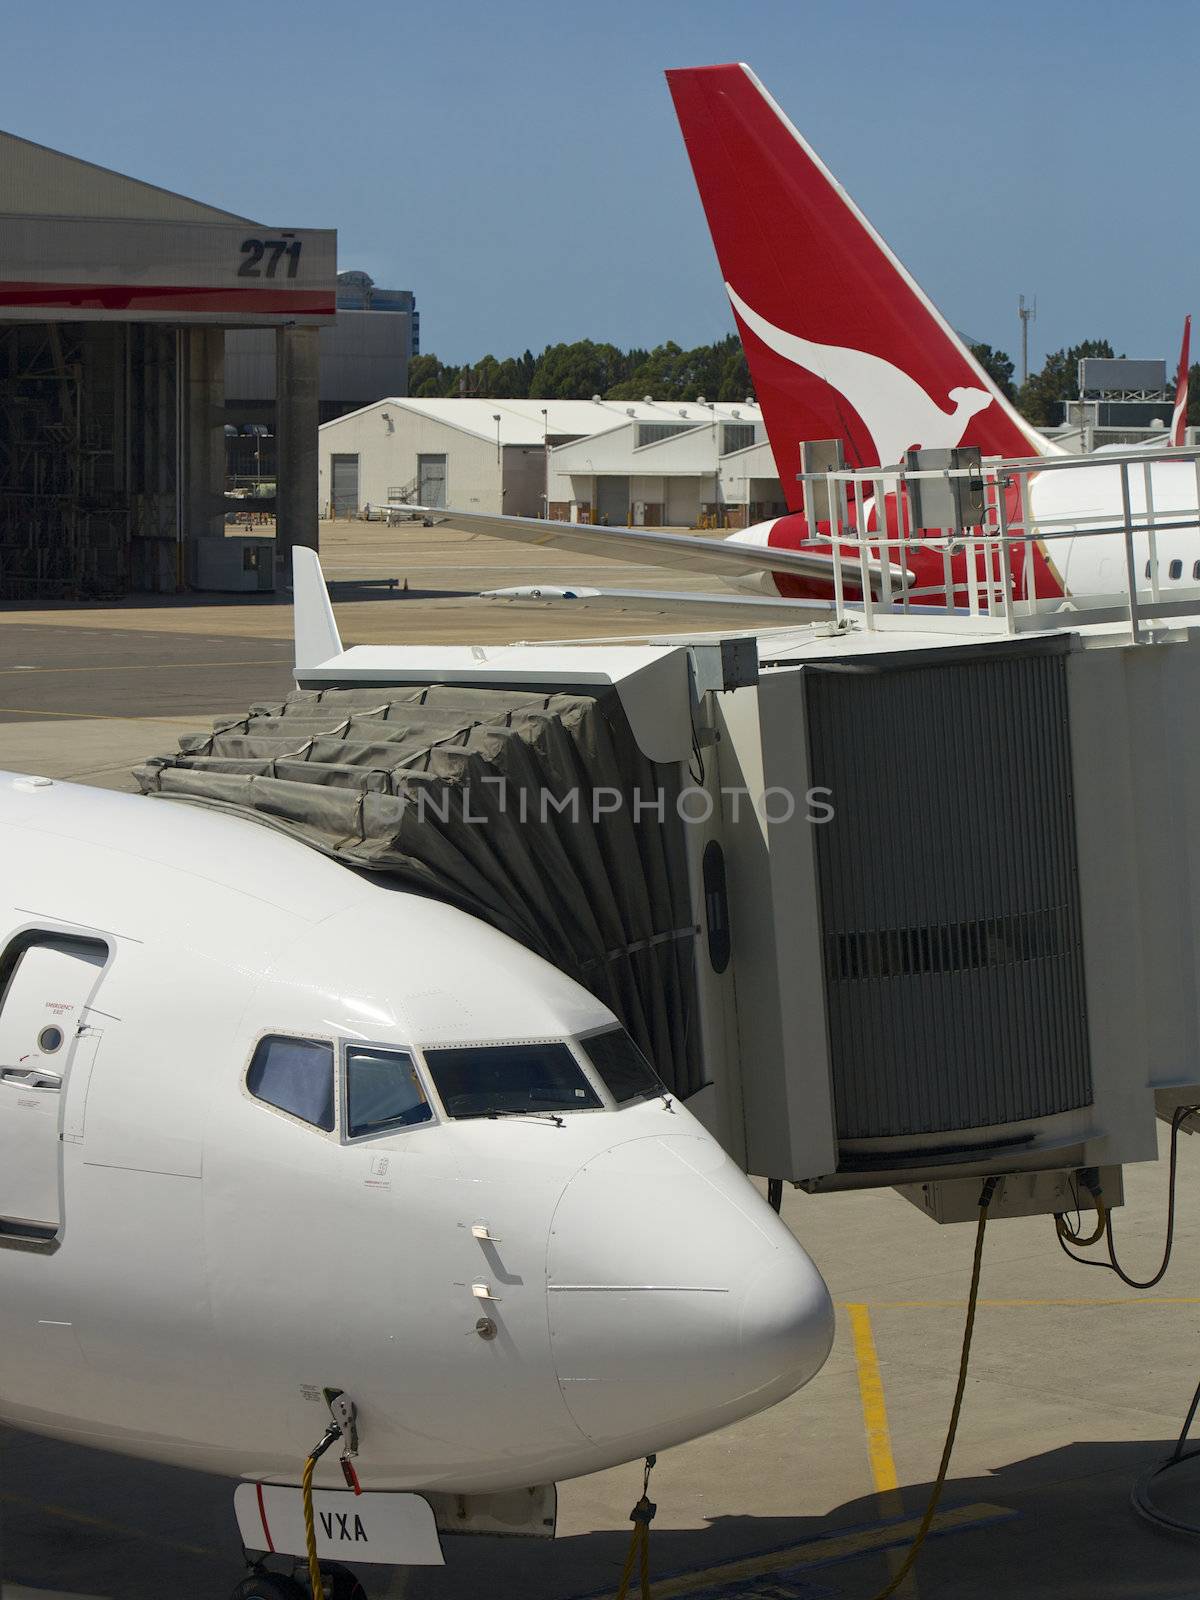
[482,1109,565,1127]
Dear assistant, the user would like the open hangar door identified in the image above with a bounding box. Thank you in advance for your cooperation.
[0,321,200,597]
[0,129,336,596]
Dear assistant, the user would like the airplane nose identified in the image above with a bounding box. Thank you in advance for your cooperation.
[737,1247,835,1407]
[547,1135,833,1454]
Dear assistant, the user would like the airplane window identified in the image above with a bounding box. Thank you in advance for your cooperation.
[345,1046,432,1137]
[423,1042,602,1119]
[579,1026,665,1105]
[1194,561,1200,581]
[1170,559,1183,580]
[246,1035,335,1131]
[1145,560,1152,578]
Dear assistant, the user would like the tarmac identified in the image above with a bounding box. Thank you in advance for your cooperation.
[3,520,1200,1599]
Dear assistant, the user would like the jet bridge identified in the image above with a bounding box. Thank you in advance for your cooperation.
[136,546,1200,1209]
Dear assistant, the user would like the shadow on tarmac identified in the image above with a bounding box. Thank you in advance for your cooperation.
[6,1429,1200,1600]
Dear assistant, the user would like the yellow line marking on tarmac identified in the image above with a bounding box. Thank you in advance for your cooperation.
[847,1301,917,1595]
[0,1489,216,1558]
[847,1303,902,1500]
[589,1502,1014,1600]
[0,658,285,675]
[854,1297,1200,1309]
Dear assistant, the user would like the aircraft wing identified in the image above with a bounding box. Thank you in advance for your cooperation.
[403,505,912,589]
[483,584,830,615]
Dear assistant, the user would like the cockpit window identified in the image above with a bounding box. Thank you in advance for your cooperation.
[247,1035,335,1131]
[346,1046,432,1137]
[580,1026,665,1104]
[423,1042,602,1119]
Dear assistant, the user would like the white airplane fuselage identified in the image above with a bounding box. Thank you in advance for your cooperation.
[0,775,834,1494]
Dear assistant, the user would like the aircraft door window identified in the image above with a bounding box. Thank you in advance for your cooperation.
[246,1036,335,1131]
[423,1042,602,1119]
[345,1047,432,1138]
[579,1026,666,1105]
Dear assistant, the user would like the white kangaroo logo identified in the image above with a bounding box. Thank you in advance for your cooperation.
[727,284,994,466]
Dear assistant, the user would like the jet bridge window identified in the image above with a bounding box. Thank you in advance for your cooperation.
[579,1026,665,1105]
[246,1036,335,1132]
[345,1046,432,1138]
[423,1043,602,1119]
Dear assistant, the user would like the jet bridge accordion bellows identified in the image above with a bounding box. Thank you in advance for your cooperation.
[135,684,703,1098]
[804,644,1093,1148]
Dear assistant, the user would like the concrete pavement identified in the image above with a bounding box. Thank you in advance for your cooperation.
[3,521,1200,1598]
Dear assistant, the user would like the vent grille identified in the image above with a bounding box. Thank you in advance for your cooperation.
[806,648,1092,1141]
[828,906,1071,982]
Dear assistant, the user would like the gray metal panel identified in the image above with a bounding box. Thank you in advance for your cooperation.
[904,447,984,531]
[417,455,447,508]
[330,455,359,516]
[805,647,1092,1140]
[1079,358,1166,393]
[226,312,411,405]
[597,476,631,525]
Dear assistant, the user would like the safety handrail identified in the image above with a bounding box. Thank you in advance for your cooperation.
[797,445,1200,639]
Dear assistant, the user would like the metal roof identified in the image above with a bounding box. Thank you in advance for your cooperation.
[321,396,763,446]
[0,129,252,223]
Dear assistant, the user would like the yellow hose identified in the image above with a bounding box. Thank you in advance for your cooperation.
[1056,1204,1107,1248]
[301,1449,322,1599]
[615,1457,657,1600]
[867,1178,996,1600]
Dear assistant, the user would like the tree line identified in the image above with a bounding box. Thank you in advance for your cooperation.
[411,334,1200,426]
[408,335,752,404]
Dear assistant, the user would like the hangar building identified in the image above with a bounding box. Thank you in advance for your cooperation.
[225,271,418,485]
[318,396,784,527]
[0,130,336,597]
[545,399,779,527]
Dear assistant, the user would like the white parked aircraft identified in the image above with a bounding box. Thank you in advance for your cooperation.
[408,64,1200,613]
[0,754,833,1592]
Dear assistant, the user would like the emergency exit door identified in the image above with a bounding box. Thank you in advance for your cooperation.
[0,936,107,1239]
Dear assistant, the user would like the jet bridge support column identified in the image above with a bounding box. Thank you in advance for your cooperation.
[275,324,320,581]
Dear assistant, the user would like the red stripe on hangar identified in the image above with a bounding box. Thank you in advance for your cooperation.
[0,281,335,314]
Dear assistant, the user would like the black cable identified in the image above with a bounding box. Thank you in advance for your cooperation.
[1171,1376,1200,1465]
[1055,1105,1198,1286]
[688,724,706,786]
[1069,1104,1200,1539]
[1103,1105,1196,1288]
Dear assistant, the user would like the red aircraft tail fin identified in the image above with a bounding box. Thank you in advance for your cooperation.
[666,63,1054,508]
[1172,314,1191,447]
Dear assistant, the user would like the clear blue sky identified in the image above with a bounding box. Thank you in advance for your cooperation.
[6,0,1198,371]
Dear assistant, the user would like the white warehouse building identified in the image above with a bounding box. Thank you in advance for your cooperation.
[546,400,786,529]
[317,396,786,528]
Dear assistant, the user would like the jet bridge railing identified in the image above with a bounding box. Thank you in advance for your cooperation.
[798,444,1200,640]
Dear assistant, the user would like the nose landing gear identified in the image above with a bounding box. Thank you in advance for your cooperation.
[231,1560,367,1600]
